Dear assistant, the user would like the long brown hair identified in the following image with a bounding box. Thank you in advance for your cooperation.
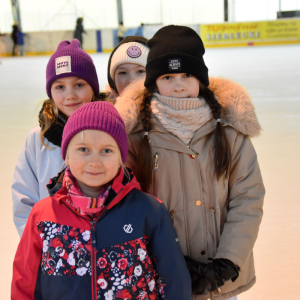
[135,84,231,192]
[38,94,103,149]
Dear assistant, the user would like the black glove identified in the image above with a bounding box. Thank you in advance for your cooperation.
[185,256,240,295]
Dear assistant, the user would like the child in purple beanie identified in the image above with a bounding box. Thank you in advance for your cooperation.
[11,101,192,300]
[12,39,101,237]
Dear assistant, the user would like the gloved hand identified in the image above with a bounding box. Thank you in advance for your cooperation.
[184,256,240,295]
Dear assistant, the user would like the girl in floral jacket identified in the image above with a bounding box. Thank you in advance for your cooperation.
[11,101,191,300]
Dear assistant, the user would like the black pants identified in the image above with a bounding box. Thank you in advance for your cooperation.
[12,40,17,56]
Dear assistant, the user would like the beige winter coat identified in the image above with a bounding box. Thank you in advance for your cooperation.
[115,78,265,300]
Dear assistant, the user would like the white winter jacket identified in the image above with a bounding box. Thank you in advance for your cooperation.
[12,126,66,236]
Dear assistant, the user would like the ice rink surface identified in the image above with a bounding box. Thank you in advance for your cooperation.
[1,44,300,299]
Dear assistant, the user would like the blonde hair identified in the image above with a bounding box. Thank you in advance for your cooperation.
[38,94,101,149]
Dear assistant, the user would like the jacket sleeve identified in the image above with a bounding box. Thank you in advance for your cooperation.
[149,204,192,300]
[215,133,265,270]
[12,129,39,237]
[11,207,42,300]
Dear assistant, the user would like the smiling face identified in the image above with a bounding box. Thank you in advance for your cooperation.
[156,73,200,98]
[114,63,146,95]
[50,76,94,117]
[65,130,121,198]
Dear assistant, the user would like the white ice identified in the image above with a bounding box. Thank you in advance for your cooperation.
[0,44,300,299]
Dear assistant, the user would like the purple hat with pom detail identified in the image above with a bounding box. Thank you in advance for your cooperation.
[46,39,99,98]
[61,101,128,163]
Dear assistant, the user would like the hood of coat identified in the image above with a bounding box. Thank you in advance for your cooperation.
[47,167,141,211]
[114,77,261,137]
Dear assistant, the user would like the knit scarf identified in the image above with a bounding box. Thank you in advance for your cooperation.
[63,167,111,217]
[151,93,213,144]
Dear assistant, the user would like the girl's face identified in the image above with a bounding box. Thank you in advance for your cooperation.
[65,130,121,198]
[51,76,94,117]
[114,63,146,95]
[156,73,200,98]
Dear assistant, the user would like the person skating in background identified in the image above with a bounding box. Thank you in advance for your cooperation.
[74,17,86,49]
[17,27,26,56]
[117,21,126,43]
[115,25,265,300]
[12,39,101,237]
[105,36,149,104]
[11,101,192,300]
[11,23,18,56]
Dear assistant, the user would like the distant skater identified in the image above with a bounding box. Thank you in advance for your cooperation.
[117,21,126,43]
[11,24,18,56]
[74,17,86,48]
[17,27,26,56]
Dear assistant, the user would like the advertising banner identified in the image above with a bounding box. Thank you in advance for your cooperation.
[200,19,300,47]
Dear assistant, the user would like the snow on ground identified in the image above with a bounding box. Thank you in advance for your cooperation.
[0,44,299,299]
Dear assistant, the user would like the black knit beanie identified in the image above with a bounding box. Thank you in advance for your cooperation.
[107,36,148,92]
[145,25,209,88]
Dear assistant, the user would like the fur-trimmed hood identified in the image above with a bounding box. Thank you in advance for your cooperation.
[114,77,261,137]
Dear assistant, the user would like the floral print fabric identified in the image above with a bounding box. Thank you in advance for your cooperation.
[37,221,165,299]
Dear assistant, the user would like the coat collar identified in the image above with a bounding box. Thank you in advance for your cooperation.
[47,168,141,212]
[114,77,261,138]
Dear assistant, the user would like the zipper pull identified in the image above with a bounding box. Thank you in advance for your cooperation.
[154,154,159,171]
[90,220,96,246]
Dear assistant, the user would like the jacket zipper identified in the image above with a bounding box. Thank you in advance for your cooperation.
[152,153,159,195]
[61,202,100,300]
[90,219,97,300]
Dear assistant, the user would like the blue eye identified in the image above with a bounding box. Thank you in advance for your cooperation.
[102,149,112,154]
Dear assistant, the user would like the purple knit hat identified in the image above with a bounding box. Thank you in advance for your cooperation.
[61,101,128,163]
[46,39,99,98]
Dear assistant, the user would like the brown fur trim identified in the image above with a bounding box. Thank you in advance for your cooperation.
[209,77,261,137]
[115,77,262,137]
[114,79,145,133]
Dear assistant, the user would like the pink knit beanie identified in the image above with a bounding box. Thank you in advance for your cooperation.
[61,101,128,163]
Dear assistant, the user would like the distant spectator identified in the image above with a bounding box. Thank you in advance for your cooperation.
[17,27,26,56]
[11,24,18,56]
[0,30,6,63]
[117,22,126,43]
[74,17,86,49]
[136,23,144,37]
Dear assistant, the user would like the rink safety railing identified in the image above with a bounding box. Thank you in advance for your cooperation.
[0,19,299,56]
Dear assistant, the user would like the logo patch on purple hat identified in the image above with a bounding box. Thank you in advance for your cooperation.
[55,56,71,75]
[127,46,141,58]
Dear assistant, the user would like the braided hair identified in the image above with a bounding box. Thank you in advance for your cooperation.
[135,84,231,192]
[136,85,156,191]
[199,84,231,179]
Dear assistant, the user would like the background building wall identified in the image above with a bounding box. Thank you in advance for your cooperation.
[1,0,300,34]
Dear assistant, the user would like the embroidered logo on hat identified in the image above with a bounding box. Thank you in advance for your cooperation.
[55,56,71,75]
[168,58,182,71]
[127,46,141,58]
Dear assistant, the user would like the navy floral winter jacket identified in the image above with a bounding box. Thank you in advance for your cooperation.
[11,168,192,300]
